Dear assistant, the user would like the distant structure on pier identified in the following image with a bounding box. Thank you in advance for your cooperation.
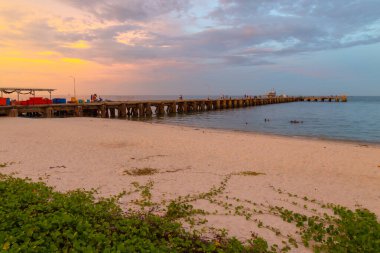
[266,89,276,98]
[0,87,56,100]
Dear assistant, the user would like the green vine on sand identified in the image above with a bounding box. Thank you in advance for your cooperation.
[1,171,379,252]
[126,171,380,252]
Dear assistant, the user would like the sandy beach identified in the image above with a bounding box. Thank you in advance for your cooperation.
[1,117,379,251]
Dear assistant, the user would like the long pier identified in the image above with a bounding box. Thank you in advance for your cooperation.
[0,96,347,118]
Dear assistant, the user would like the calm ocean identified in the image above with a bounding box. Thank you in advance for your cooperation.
[79,95,380,143]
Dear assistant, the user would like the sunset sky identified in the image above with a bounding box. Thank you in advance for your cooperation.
[1,0,380,96]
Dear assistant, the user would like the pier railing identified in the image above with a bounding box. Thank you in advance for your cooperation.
[0,96,347,118]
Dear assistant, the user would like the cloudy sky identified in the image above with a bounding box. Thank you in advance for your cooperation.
[1,0,379,96]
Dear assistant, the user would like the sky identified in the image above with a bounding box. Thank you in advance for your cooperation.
[0,0,380,96]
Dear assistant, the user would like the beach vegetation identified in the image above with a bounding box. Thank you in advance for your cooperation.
[0,162,15,168]
[0,174,259,252]
[123,167,159,176]
[1,172,379,252]
[237,171,265,176]
[270,205,380,252]
[268,187,380,252]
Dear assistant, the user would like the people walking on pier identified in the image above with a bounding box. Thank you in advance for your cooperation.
[91,94,98,102]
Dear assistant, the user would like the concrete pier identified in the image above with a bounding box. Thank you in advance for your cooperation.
[0,96,347,118]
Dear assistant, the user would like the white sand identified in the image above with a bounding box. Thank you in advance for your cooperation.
[1,117,379,251]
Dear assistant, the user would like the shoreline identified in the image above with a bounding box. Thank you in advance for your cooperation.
[7,115,380,146]
[132,117,380,147]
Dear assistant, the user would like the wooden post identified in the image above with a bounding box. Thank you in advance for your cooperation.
[206,101,212,110]
[200,101,205,111]
[222,100,226,109]
[177,103,183,113]
[215,100,220,109]
[138,103,144,117]
[8,109,18,117]
[101,105,107,118]
[156,103,165,116]
[145,103,153,116]
[192,102,197,112]
[183,102,188,113]
[160,104,166,115]
[75,106,83,117]
[118,104,127,118]
[228,100,233,108]
[191,102,196,112]
[110,108,116,118]
[131,107,139,117]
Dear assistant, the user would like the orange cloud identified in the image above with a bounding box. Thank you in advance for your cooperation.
[115,30,155,47]
[63,40,91,49]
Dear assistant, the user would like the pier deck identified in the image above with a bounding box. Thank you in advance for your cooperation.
[0,96,347,118]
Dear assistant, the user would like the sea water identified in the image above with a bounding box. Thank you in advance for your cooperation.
[81,95,380,143]
[122,96,379,144]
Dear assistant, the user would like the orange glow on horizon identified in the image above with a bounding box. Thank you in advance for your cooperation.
[0,45,183,95]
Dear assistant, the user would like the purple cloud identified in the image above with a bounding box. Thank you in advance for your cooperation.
[59,0,191,21]
[2,0,380,67]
